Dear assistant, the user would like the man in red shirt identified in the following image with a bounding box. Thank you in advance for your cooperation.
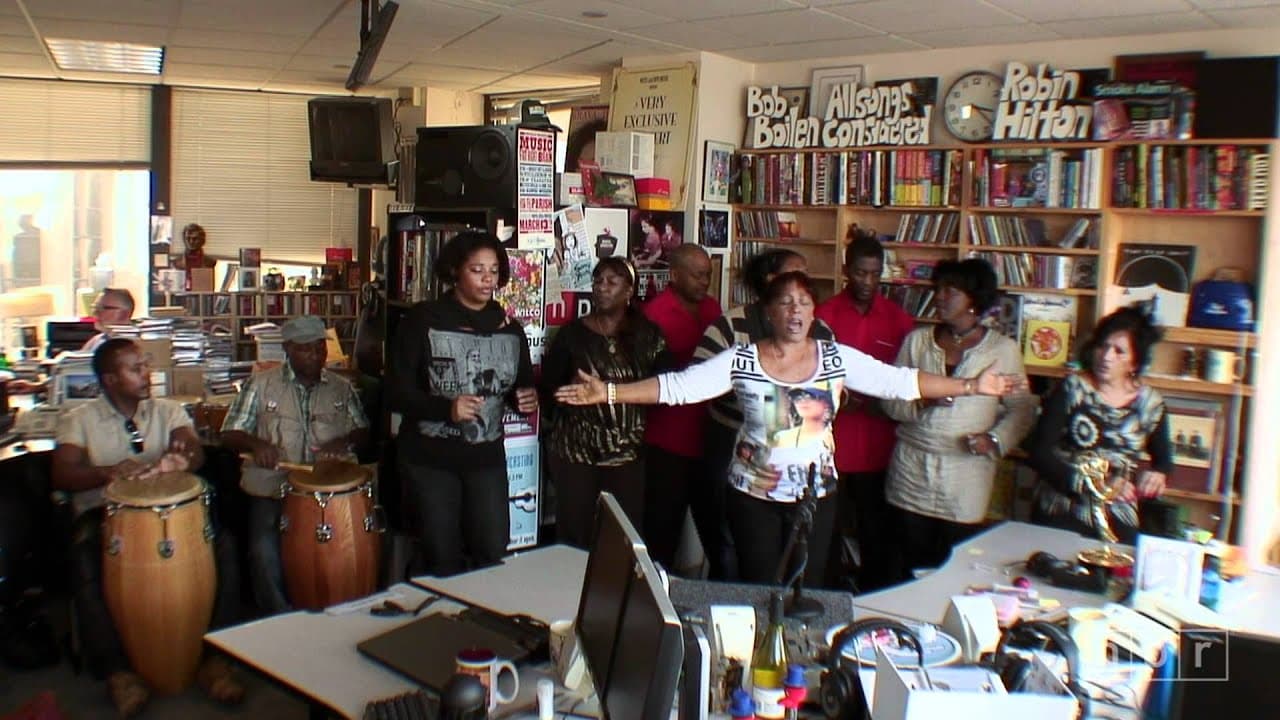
[815,234,915,591]
[642,244,722,571]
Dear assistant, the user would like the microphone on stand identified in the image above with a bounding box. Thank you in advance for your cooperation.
[773,462,825,622]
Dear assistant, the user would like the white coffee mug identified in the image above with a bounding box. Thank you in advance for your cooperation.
[549,618,587,690]
[1068,607,1109,672]
[455,647,519,710]
[1203,348,1244,384]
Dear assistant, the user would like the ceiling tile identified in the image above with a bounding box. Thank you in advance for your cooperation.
[904,22,1060,49]
[0,52,53,73]
[625,20,755,51]
[1040,12,1218,38]
[175,0,341,35]
[824,0,1023,33]
[27,18,169,44]
[259,70,357,91]
[712,8,880,43]
[476,72,598,92]
[1201,6,1280,26]
[517,0,672,30]
[162,63,274,83]
[723,34,924,63]
[607,0,802,22]
[22,0,181,22]
[169,28,306,52]
[165,47,293,70]
[284,53,362,73]
[421,15,614,71]
[377,63,509,86]
[984,0,1193,22]
[308,1,497,42]
[1189,0,1280,8]
[536,37,672,73]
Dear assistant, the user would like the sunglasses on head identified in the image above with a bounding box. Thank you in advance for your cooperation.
[123,418,144,454]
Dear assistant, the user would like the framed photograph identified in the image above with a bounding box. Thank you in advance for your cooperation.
[700,208,729,249]
[779,86,809,117]
[702,141,734,203]
[1163,396,1226,493]
[809,65,865,118]
[53,369,101,406]
[587,170,638,208]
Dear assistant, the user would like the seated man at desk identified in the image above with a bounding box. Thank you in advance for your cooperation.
[6,288,135,396]
[220,315,369,614]
[52,338,244,717]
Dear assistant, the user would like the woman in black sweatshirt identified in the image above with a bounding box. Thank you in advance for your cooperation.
[389,231,536,576]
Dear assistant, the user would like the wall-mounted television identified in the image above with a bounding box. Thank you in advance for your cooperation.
[307,96,396,186]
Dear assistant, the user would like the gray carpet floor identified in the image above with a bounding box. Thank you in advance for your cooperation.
[1,659,311,719]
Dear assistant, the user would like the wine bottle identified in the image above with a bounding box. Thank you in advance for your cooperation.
[751,593,787,720]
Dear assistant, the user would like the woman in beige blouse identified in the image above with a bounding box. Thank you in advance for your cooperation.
[882,259,1037,578]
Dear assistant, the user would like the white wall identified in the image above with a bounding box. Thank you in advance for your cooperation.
[649,28,1280,564]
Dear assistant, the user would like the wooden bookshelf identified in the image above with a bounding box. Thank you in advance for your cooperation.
[730,138,1272,538]
[172,290,359,363]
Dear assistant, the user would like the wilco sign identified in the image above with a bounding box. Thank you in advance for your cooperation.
[994,62,1092,141]
[745,78,937,149]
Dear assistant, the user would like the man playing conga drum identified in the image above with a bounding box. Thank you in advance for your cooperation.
[52,338,244,717]
[221,315,370,613]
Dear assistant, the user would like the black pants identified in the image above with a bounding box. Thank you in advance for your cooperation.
[696,420,740,580]
[725,490,836,587]
[546,452,645,549]
[827,470,897,592]
[71,507,241,679]
[895,508,983,580]
[643,445,717,573]
[400,459,509,577]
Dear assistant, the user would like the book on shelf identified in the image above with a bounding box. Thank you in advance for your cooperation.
[1162,395,1227,495]
[1111,144,1269,211]
[988,293,1025,346]
[737,148,962,207]
[973,147,1103,209]
[1023,319,1072,367]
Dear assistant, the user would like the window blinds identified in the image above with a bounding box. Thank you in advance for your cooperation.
[0,78,150,163]
[171,88,359,264]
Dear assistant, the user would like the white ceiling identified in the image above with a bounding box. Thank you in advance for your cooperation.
[3,0,1280,95]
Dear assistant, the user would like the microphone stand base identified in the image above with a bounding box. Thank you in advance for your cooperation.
[783,593,824,623]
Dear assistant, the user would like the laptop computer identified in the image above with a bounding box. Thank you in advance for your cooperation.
[358,613,529,693]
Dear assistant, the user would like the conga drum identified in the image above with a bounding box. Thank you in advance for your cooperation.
[280,460,381,610]
[102,472,216,694]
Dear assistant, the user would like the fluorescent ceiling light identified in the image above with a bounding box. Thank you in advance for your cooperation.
[46,38,165,75]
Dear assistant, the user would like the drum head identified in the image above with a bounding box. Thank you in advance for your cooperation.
[105,472,205,506]
[287,460,370,493]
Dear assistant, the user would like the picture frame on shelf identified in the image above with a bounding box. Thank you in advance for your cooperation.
[1163,396,1226,494]
[700,208,730,249]
[703,141,735,203]
[587,169,638,208]
[809,65,865,118]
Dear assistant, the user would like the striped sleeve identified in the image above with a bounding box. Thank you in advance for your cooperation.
[694,314,735,363]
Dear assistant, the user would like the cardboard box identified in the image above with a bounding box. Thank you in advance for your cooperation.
[636,177,671,197]
[189,267,215,292]
[595,131,655,179]
[136,338,172,368]
[637,196,672,211]
[170,366,206,398]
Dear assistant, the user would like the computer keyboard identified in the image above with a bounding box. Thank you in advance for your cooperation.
[362,689,438,720]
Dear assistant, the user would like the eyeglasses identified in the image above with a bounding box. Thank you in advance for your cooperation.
[123,418,144,454]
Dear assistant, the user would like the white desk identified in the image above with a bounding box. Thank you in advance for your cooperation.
[853,522,1113,625]
[206,545,589,720]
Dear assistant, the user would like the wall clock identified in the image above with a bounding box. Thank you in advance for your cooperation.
[943,71,1003,142]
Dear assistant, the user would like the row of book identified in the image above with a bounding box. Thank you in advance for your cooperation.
[886,212,961,245]
[969,251,1097,290]
[1111,144,1269,210]
[735,210,801,239]
[880,284,936,319]
[967,215,1097,249]
[738,149,964,207]
[176,291,358,318]
[972,147,1105,209]
[393,228,461,303]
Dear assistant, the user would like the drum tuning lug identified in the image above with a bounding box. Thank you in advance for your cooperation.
[278,484,290,500]
[157,539,175,559]
[366,505,388,534]
[105,503,119,517]
[278,515,290,533]
[204,523,215,542]
[107,536,123,556]
[315,523,334,543]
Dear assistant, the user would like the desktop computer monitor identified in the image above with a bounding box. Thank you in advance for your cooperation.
[575,493,683,720]
[1169,627,1280,719]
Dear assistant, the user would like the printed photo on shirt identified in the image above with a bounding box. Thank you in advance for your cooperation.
[732,378,842,500]
[423,329,523,444]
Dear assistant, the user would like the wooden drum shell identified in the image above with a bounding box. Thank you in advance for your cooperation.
[101,480,215,695]
[280,469,379,610]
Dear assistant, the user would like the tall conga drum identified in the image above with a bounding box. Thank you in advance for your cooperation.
[280,460,381,610]
[102,473,216,694]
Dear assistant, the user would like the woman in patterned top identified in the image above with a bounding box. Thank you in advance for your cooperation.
[556,271,1024,585]
[538,257,668,547]
[1025,306,1171,543]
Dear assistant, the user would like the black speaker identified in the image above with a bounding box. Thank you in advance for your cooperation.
[1194,57,1279,139]
[415,125,518,208]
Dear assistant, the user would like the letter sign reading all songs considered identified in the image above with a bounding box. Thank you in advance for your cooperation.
[609,63,698,206]
[517,127,556,250]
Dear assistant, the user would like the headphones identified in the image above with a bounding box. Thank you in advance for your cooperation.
[819,618,925,720]
[989,620,1090,718]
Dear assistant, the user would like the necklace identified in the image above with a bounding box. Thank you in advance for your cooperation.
[587,316,619,354]
[949,323,982,342]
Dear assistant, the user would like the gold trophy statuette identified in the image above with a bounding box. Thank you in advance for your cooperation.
[1074,450,1135,571]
